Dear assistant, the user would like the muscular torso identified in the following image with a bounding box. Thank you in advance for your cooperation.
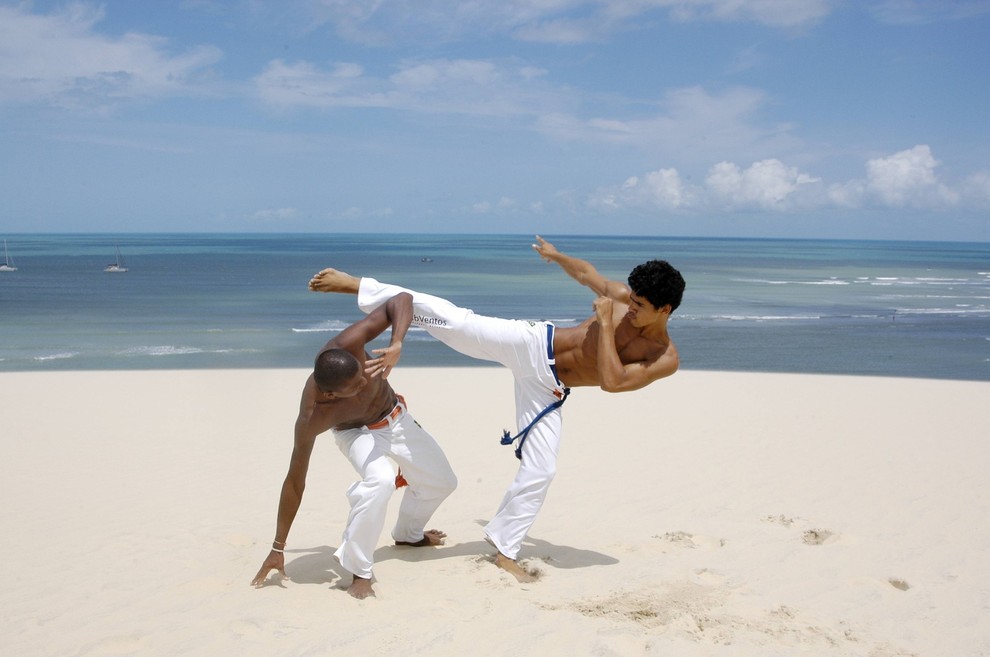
[299,351,398,437]
[553,303,672,387]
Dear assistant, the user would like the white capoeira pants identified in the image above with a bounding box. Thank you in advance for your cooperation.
[332,400,457,579]
[358,277,567,560]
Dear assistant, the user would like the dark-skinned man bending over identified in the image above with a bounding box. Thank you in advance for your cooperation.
[251,291,457,599]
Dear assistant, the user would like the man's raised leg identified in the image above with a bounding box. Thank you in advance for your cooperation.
[309,268,360,294]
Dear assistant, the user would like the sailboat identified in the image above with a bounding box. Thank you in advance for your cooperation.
[105,245,128,273]
[1,240,16,272]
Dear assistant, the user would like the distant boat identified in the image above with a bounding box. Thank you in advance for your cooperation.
[421,257,434,263]
[105,245,128,273]
[1,240,16,272]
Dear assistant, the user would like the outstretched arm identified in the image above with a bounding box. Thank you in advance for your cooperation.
[532,235,630,302]
[363,292,412,377]
[252,393,320,587]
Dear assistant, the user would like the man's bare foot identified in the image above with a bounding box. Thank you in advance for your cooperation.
[346,575,375,599]
[308,268,360,294]
[395,529,447,547]
[494,552,538,583]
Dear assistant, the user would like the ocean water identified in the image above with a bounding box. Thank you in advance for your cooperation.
[1,233,988,381]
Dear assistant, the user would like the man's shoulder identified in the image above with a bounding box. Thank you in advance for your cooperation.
[646,339,679,379]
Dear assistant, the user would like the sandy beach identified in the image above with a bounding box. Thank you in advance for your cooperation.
[2,367,988,657]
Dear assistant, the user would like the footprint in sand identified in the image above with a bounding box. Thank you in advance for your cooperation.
[802,528,836,545]
[507,558,544,582]
[888,577,910,591]
[551,586,868,649]
[762,514,796,527]
[653,530,726,549]
[471,555,543,585]
[693,567,729,585]
[764,514,839,545]
[552,582,723,630]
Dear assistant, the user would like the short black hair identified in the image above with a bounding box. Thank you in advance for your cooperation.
[628,260,685,312]
[314,348,360,392]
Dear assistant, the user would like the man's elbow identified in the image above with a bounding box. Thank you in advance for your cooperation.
[599,377,640,393]
[600,367,677,393]
[387,291,413,306]
[282,473,306,498]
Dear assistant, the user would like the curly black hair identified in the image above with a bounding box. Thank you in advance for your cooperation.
[627,260,685,312]
[314,348,360,392]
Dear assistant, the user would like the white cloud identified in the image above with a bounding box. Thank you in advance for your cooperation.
[254,59,379,109]
[301,0,838,46]
[657,0,834,27]
[0,3,221,108]
[537,85,796,168]
[706,159,820,209]
[826,179,867,209]
[252,207,298,222]
[864,145,957,208]
[830,145,978,211]
[391,59,501,91]
[621,169,693,208]
[586,145,983,214]
[960,171,990,208]
[255,57,557,116]
[870,0,990,24]
[337,206,394,220]
[470,196,519,214]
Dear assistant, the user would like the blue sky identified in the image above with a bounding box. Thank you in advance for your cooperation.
[1,0,988,240]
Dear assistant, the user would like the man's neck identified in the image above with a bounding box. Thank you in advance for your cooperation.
[639,316,670,342]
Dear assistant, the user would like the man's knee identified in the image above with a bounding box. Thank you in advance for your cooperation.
[519,461,556,489]
[441,470,458,495]
[369,467,399,491]
[351,465,398,502]
[409,470,458,499]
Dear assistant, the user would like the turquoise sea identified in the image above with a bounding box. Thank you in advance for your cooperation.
[1,234,988,380]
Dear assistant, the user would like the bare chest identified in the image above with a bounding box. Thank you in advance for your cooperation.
[309,383,396,433]
[586,320,663,363]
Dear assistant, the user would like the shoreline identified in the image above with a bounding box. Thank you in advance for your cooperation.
[3,362,989,384]
[3,368,988,656]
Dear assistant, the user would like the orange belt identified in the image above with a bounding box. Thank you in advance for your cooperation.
[367,395,406,430]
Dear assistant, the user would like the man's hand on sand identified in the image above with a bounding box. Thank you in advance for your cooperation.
[250,551,286,587]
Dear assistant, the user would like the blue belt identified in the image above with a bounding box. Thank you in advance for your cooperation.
[500,324,570,460]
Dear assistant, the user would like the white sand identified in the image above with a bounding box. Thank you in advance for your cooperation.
[2,368,988,657]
